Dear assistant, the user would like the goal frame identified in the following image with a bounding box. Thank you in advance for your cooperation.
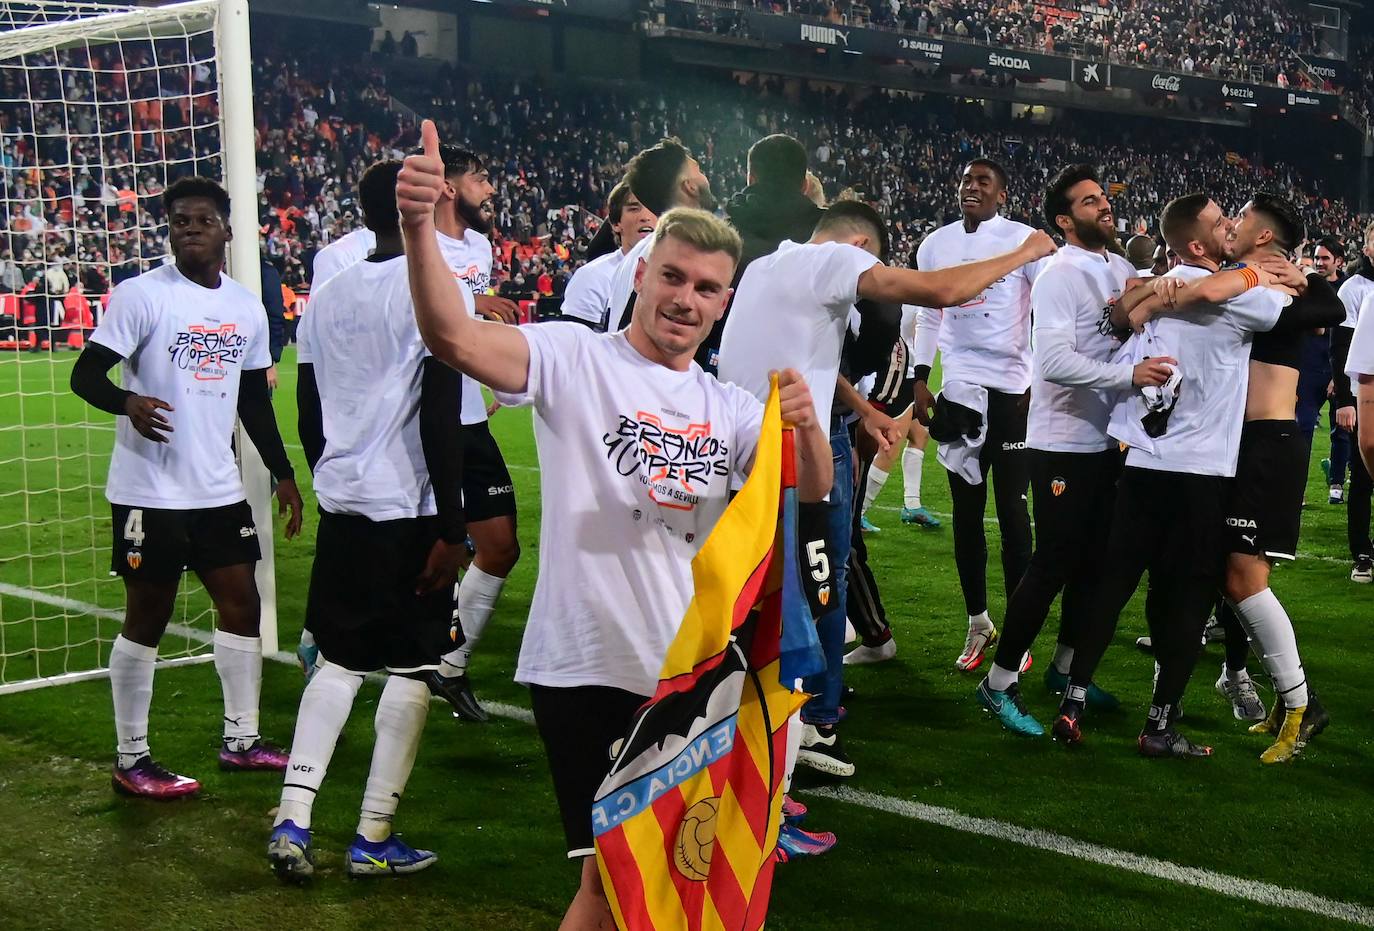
[0,0,276,695]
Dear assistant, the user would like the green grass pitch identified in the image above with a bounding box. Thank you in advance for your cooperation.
[1,348,1371,928]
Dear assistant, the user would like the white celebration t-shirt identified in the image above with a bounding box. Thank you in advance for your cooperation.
[494,323,764,696]
[91,263,271,509]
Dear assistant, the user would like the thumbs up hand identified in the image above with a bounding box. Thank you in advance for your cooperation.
[397,119,445,227]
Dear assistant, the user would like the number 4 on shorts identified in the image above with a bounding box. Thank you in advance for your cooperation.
[124,509,145,547]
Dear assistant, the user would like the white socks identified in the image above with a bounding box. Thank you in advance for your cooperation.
[439,566,506,677]
[214,629,263,751]
[903,447,925,509]
[782,710,803,794]
[276,662,365,829]
[1234,589,1308,709]
[110,634,156,769]
[1052,643,1074,676]
[358,675,431,842]
[986,662,1018,692]
[862,464,890,515]
[969,610,994,633]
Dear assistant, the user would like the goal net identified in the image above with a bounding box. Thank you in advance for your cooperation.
[0,0,267,693]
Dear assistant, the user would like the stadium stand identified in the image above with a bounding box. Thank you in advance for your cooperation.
[0,21,1365,328]
[710,0,1330,85]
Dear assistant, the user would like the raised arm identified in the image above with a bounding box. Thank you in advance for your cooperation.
[1119,266,1293,331]
[856,231,1056,309]
[398,120,530,394]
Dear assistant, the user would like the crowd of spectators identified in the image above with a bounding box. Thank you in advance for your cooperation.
[708,0,1328,85]
[0,32,223,344]
[0,25,1367,350]
[379,58,1365,280]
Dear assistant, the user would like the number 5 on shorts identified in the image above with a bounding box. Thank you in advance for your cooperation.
[124,509,145,547]
[806,539,830,583]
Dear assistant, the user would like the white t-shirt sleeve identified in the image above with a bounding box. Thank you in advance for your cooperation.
[1337,277,1362,328]
[1021,253,1052,286]
[295,308,314,364]
[89,281,150,358]
[244,296,272,370]
[491,322,590,411]
[911,305,942,368]
[560,261,607,324]
[1032,271,1131,390]
[814,242,881,316]
[1227,285,1291,334]
[1346,295,1374,379]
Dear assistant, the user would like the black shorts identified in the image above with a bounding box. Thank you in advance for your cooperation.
[871,373,916,417]
[530,684,648,858]
[797,500,837,619]
[305,509,457,673]
[460,422,516,522]
[1226,419,1306,561]
[110,500,259,580]
[1028,448,1121,566]
[868,338,913,414]
[1115,466,1232,579]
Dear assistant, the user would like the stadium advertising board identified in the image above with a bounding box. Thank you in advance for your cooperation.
[746,11,1068,80]
[1109,64,1339,113]
[1302,57,1346,87]
[744,11,1340,115]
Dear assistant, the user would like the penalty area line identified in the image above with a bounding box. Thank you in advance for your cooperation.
[802,784,1374,928]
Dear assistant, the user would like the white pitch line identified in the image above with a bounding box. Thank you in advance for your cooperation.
[3,586,1369,924]
[803,785,1374,928]
[0,581,214,642]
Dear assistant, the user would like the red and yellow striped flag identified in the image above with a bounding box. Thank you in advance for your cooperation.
[592,378,820,931]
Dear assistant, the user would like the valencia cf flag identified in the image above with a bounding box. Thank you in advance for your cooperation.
[592,376,823,931]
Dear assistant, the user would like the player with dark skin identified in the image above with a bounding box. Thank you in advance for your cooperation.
[116,195,303,650]
[912,161,1008,423]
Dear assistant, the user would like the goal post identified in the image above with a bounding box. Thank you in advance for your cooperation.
[0,0,274,693]
[217,0,280,657]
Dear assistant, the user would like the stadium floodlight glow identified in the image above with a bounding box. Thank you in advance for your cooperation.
[0,0,273,694]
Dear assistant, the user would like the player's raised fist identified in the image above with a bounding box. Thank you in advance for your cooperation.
[397,119,445,225]
[1018,230,1058,261]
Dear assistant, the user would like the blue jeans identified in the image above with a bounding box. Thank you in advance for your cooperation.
[1296,376,1349,485]
[801,416,853,726]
